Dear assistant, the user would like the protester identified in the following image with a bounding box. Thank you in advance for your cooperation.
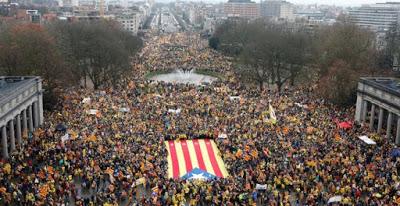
[0,32,399,205]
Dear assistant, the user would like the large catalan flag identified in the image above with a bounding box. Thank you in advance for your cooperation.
[165,139,229,179]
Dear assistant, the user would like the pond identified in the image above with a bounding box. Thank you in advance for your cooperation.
[149,70,217,85]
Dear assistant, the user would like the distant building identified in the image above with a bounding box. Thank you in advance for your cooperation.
[187,5,207,26]
[203,17,217,34]
[14,9,41,24]
[260,0,294,21]
[223,0,259,19]
[77,0,107,12]
[71,14,114,21]
[107,0,122,7]
[26,10,41,23]
[394,55,400,72]
[295,10,324,21]
[78,0,96,9]
[116,11,142,35]
[349,2,400,48]
[42,13,58,23]
[0,6,47,24]
[146,0,154,8]
[0,2,11,16]
[58,0,78,7]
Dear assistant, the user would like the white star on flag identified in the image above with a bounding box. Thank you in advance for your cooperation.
[189,173,206,180]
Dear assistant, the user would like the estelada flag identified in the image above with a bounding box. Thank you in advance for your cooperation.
[165,139,229,179]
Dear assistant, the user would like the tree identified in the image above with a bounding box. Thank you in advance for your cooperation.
[318,61,359,105]
[208,36,219,50]
[315,23,378,105]
[0,23,68,86]
[284,30,311,86]
[47,20,143,89]
[235,20,310,92]
[315,23,376,76]
[0,23,73,110]
[377,26,400,71]
[238,31,270,91]
[0,21,143,109]
[211,19,260,56]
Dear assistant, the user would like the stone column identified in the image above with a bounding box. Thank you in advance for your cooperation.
[355,95,363,122]
[1,126,8,159]
[396,118,400,145]
[28,105,34,132]
[361,100,368,123]
[16,114,22,147]
[8,120,15,152]
[369,104,376,130]
[386,112,393,139]
[377,107,384,133]
[33,101,39,128]
[22,109,28,138]
[37,79,44,125]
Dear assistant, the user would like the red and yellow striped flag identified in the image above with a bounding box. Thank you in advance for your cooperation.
[165,139,229,179]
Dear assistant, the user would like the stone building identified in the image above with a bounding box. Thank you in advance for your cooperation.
[355,77,400,145]
[0,76,43,159]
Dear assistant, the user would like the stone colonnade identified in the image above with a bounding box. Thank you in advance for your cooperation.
[1,103,42,159]
[0,77,43,159]
[355,78,400,145]
[356,98,400,145]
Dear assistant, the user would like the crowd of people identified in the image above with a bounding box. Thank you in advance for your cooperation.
[0,32,400,205]
[137,33,233,76]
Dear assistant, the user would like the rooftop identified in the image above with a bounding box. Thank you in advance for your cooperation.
[227,0,254,3]
[359,2,400,8]
[360,77,400,96]
[0,77,40,106]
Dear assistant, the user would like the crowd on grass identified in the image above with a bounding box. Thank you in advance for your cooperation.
[0,32,400,206]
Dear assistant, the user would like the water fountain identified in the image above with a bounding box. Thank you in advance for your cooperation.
[149,69,217,85]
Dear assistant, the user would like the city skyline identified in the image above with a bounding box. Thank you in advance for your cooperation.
[157,0,400,7]
[289,0,400,6]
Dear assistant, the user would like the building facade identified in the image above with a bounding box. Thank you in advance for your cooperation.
[355,77,400,145]
[260,0,294,21]
[116,12,143,35]
[349,2,400,48]
[0,76,44,159]
[223,0,259,19]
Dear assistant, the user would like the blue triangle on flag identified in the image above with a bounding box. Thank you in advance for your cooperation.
[181,168,217,180]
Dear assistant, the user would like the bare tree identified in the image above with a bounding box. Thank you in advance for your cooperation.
[0,23,67,86]
[315,23,376,76]
[315,23,378,105]
[238,40,271,90]
[234,21,310,92]
[47,20,143,89]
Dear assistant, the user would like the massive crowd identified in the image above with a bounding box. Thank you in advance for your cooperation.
[137,33,232,76]
[0,32,400,206]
